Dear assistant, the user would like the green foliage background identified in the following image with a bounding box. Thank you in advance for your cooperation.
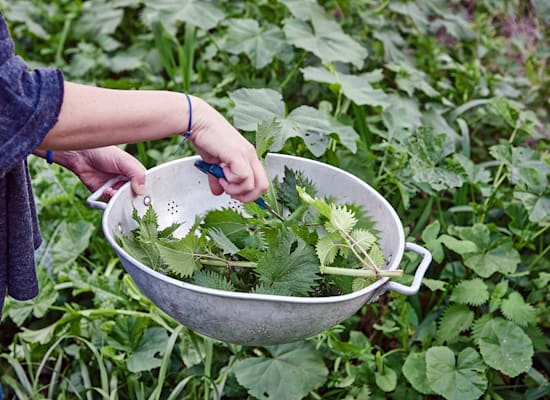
[0,0,548,399]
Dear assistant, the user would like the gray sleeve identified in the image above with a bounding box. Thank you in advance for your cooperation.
[0,12,64,177]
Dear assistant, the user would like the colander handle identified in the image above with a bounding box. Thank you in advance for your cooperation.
[85,176,125,210]
[387,242,432,296]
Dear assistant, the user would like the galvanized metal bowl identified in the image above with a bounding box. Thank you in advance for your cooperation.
[87,154,431,346]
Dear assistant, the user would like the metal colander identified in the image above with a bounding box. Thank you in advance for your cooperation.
[87,154,431,346]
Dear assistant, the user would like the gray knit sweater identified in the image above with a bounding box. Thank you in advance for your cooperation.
[0,12,64,318]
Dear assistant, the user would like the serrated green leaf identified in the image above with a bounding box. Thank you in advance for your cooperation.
[233,342,328,400]
[368,244,385,268]
[156,235,200,278]
[351,276,377,292]
[224,19,292,68]
[255,230,320,296]
[117,229,163,270]
[350,229,376,251]
[450,279,489,306]
[500,292,536,327]
[327,205,357,234]
[275,166,317,211]
[426,347,487,400]
[316,236,338,266]
[403,352,433,395]
[255,118,280,159]
[207,228,239,255]
[192,270,235,292]
[436,304,474,344]
[473,317,533,377]
[137,206,159,241]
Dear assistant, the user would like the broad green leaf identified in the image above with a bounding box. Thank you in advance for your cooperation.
[375,366,397,392]
[373,30,408,63]
[156,235,200,278]
[387,63,439,97]
[463,241,520,278]
[5,267,58,325]
[229,88,285,131]
[422,278,447,292]
[283,18,367,68]
[233,342,328,400]
[473,317,533,377]
[301,66,390,108]
[436,304,474,344]
[439,235,478,255]
[500,292,536,327]
[285,105,359,155]
[255,230,320,296]
[514,192,550,225]
[279,0,327,20]
[46,221,94,271]
[229,88,359,156]
[127,327,169,373]
[426,347,487,400]
[403,352,433,395]
[141,0,225,33]
[75,0,124,36]
[450,279,489,306]
[422,221,444,263]
[224,19,291,68]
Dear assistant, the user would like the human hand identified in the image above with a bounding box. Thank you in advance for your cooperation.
[51,146,146,200]
[189,98,269,203]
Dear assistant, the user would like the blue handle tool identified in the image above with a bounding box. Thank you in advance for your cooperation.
[194,159,284,220]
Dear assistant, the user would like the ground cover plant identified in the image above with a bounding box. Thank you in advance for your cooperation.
[0,0,548,399]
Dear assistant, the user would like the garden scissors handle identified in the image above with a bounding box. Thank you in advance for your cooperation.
[194,159,284,221]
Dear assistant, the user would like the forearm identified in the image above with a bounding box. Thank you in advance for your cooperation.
[37,82,200,151]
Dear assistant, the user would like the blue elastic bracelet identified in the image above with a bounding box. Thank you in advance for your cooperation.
[46,150,53,164]
[174,93,193,154]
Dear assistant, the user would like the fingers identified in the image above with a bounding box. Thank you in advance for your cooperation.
[219,152,269,203]
[113,150,147,195]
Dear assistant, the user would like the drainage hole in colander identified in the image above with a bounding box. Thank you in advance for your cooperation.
[167,200,179,215]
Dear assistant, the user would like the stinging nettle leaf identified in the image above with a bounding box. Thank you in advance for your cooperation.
[207,228,240,255]
[156,235,200,278]
[450,278,489,306]
[500,292,536,327]
[436,304,474,345]
[327,205,358,234]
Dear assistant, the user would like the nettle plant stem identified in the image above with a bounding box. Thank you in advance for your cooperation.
[321,267,402,278]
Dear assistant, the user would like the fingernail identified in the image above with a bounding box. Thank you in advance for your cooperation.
[136,184,145,195]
